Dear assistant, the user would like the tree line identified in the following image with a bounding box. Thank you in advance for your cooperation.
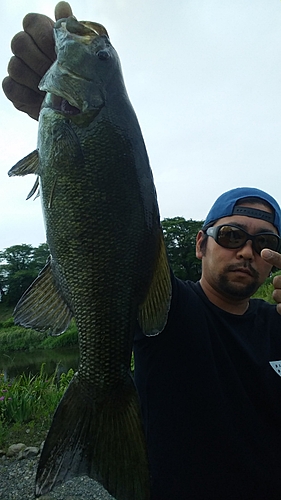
[0,243,50,306]
[0,217,203,306]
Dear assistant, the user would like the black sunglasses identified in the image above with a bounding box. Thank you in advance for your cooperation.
[205,224,281,255]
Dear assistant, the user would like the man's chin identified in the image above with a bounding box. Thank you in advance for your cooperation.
[218,276,260,299]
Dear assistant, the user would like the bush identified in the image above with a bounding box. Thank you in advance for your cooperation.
[0,319,78,354]
[40,321,78,349]
[0,364,74,446]
[253,270,281,303]
[0,326,46,353]
[2,318,15,329]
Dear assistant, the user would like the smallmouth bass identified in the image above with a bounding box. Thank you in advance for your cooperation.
[8,16,171,500]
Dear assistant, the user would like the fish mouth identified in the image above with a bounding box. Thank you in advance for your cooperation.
[39,16,110,117]
[44,92,104,121]
[48,94,81,115]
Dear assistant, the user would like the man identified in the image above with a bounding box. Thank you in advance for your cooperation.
[3,3,281,499]
[135,187,281,499]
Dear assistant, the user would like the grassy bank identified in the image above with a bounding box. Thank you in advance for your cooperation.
[0,305,78,354]
[0,307,78,450]
[0,364,74,450]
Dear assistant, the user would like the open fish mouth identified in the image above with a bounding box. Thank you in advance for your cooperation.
[39,17,110,116]
[44,91,105,118]
[47,94,81,115]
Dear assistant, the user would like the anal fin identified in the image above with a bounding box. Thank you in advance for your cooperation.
[13,258,73,335]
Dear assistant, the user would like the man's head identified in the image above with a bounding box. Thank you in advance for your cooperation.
[202,187,281,234]
[196,187,281,305]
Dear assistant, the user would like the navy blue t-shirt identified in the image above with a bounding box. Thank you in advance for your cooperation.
[134,275,281,499]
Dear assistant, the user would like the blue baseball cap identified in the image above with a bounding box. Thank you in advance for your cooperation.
[203,187,281,235]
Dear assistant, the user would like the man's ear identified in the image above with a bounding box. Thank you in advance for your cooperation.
[196,230,205,260]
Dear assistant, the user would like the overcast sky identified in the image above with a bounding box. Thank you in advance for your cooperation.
[1,0,281,249]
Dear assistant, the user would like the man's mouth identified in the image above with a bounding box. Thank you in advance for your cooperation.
[232,268,253,276]
[227,264,259,279]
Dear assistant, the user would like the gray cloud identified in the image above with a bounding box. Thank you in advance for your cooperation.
[1,0,281,248]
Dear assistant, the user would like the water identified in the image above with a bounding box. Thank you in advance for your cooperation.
[0,347,80,381]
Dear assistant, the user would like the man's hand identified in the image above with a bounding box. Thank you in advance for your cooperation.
[2,2,72,120]
[261,249,281,314]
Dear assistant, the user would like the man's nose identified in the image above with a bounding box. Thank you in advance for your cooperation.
[236,239,255,259]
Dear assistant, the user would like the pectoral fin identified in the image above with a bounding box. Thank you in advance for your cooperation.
[8,150,39,176]
[13,258,73,335]
[8,150,40,200]
[26,176,40,200]
[138,232,171,336]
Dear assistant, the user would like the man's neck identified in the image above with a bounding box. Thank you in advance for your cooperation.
[199,277,250,315]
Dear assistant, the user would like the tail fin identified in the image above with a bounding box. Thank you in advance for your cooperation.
[35,373,150,500]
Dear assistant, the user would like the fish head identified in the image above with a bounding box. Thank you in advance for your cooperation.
[39,16,124,119]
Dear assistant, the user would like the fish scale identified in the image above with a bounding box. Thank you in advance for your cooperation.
[47,120,147,387]
[8,16,171,500]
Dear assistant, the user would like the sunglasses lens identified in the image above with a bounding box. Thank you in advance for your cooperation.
[254,234,280,253]
[217,226,246,248]
[214,225,280,254]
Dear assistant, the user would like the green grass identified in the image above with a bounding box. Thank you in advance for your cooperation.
[252,270,281,303]
[0,302,78,354]
[0,325,47,353]
[0,305,14,324]
[0,305,78,449]
[39,321,78,349]
[0,364,74,450]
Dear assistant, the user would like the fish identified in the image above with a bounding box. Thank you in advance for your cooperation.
[8,15,171,500]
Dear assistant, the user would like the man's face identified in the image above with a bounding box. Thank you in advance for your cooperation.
[196,203,277,300]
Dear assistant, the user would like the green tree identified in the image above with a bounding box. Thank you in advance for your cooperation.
[161,217,203,281]
[0,245,34,302]
[32,243,50,272]
[0,244,49,305]
[7,269,38,305]
[1,244,34,273]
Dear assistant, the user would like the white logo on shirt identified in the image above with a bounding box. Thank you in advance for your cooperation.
[269,361,281,377]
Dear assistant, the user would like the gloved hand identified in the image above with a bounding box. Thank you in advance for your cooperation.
[2,2,73,120]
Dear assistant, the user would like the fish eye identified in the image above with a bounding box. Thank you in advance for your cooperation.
[97,49,110,61]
